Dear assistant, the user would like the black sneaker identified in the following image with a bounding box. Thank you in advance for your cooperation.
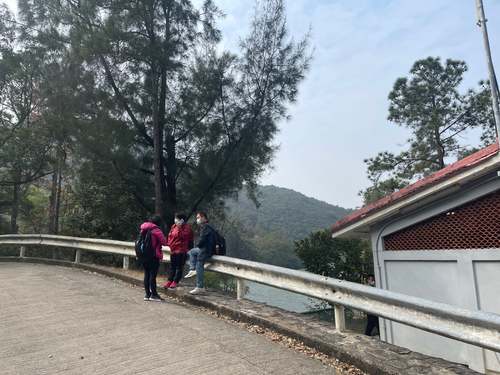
[144,295,151,301]
[149,295,164,302]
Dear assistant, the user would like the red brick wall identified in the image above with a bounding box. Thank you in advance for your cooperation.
[383,190,500,251]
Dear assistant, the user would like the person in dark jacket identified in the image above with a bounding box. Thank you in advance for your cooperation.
[163,213,194,289]
[139,215,167,302]
[364,274,380,336]
[184,211,215,295]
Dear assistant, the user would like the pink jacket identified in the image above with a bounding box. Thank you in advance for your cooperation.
[140,222,167,260]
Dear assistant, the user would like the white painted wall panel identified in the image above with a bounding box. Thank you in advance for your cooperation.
[370,181,500,373]
[384,260,473,368]
[473,261,500,373]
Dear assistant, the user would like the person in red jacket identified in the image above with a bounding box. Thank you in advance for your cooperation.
[163,213,194,289]
[139,215,167,302]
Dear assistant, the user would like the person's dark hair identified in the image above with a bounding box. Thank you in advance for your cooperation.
[175,213,187,221]
[149,215,162,226]
[367,274,375,279]
[196,211,208,220]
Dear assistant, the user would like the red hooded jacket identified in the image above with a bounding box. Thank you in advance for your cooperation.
[167,223,194,254]
[139,222,167,260]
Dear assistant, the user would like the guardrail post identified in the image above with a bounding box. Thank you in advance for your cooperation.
[74,249,81,264]
[19,246,26,258]
[334,305,346,332]
[123,256,129,270]
[236,278,246,300]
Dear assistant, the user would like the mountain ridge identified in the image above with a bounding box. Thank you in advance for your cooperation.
[226,184,352,240]
[223,185,352,268]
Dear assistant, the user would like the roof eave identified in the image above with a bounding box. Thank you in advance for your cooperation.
[332,153,500,239]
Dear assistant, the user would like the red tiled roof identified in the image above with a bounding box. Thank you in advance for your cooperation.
[332,142,500,233]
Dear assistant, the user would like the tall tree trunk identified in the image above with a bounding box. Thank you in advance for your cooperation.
[158,64,176,227]
[10,182,19,234]
[157,1,175,227]
[49,161,63,258]
[164,133,176,227]
[48,154,63,234]
[434,127,446,169]
[153,113,165,219]
[48,171,57,233]
[152,68,168,222]
[54,165,62,234]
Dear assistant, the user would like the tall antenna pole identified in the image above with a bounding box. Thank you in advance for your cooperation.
[475,0,500,140]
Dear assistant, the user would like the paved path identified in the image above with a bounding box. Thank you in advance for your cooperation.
[0,263,336,375]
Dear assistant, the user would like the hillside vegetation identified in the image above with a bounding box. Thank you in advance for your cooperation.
[223,186,351,268]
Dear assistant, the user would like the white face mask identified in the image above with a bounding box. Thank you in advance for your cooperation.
[196,217,203,225]
[174,218,184,225]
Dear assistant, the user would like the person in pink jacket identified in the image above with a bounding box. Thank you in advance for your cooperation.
[139,215,167,302]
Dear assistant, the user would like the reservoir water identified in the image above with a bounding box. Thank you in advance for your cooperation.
[244,280,325,313]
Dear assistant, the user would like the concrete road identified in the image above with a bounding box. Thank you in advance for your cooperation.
[0,263,336,375]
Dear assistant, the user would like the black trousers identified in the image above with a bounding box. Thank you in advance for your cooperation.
[143,258,160,297]
[168,253,187,283]
[365,314,379,336]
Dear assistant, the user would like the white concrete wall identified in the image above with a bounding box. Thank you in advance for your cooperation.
[378,250,500,373]
[474,261,500,373]
[371,177,500,374]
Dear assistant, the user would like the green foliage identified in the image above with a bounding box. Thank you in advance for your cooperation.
[226,186,350,240]
[61,158,149,240]
[223,185,351,269]
[214,216,259,260]
[295,230,373,283]
[361,57,496,204]
[14,0,311,227]
[21,185,50,233]
[0,215,10,234]
[360,178,406,205]
[0,0,312,240]
[469,80,498,146]
[204,272,236,295]
[250,230,302,269]
[0,9,56,233]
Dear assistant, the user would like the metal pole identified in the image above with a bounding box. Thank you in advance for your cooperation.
[334,305,346,332]
[74,249,81,264]
[476,0,500,139]
[236,278,246,300]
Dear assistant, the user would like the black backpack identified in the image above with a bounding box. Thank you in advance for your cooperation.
[212,229,227,256]
[135,229,155,262]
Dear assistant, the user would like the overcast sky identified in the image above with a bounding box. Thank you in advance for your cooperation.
[3,0,500,209]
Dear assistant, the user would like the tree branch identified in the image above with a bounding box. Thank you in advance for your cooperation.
[219,78,233,142]
[441,125,470,143]
[439,110,469,135]
[0,170,54,186]
[187,134,245,219]
[174,99,216,142]
[111,160,153,212]
[98,55,153,146]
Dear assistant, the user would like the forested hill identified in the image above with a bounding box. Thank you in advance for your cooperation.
[226,185,351,241]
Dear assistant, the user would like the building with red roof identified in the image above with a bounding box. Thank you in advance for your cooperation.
[331,143,500,374]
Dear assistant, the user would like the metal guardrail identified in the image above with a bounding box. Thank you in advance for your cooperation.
[1,234,500,353]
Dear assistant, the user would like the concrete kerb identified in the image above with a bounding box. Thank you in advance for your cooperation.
[0,257,479,375]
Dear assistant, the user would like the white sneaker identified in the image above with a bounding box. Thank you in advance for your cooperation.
[189,287,206,295]
[185,270,197,278]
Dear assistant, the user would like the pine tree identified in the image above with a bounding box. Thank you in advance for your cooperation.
[361,57,496,203]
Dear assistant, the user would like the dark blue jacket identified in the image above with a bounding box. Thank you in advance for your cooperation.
[196,223,215,255]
